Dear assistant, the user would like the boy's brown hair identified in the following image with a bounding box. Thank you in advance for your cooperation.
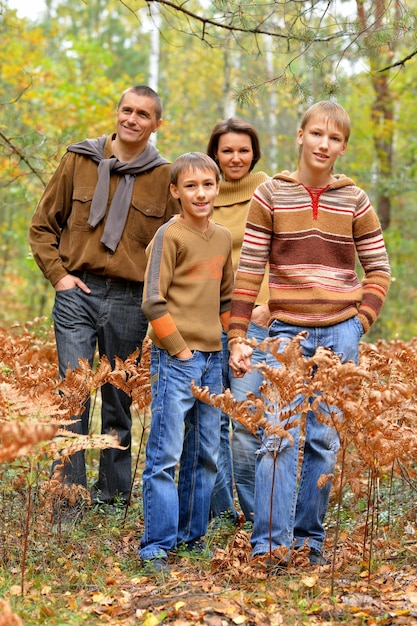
[170,152,220,186]
[300,101,351,142]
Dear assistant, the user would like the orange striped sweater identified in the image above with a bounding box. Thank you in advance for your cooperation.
[228,171,391,338]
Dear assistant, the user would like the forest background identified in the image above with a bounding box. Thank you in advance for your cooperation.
[1,0,417,344]
[2,2,417,624]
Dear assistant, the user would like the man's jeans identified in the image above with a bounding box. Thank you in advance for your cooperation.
[52,272,148,503]
[139,346,221,560]
[251,317,362,556]
[210,322,268,522]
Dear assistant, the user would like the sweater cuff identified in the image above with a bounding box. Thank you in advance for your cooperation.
[357,312,370,334]
[227,330,246,342]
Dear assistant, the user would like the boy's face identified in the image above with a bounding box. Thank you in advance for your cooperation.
[297,115,347,173]
[170,167,219,228]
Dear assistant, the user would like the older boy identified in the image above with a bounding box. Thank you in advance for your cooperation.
[228,101,391,566]
[139,153,234,572]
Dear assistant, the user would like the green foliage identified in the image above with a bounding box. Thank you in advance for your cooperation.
[1,0,417,338]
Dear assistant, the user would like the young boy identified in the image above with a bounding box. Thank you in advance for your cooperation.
[228,101,391,566]
[139,152,234,572]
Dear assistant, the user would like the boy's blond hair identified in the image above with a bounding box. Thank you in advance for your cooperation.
[300,101,351,142]
[170,152,220,186]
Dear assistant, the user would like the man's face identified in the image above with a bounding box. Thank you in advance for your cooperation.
[116,91,162,151]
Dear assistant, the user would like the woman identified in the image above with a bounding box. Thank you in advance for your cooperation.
[207,117,270,522]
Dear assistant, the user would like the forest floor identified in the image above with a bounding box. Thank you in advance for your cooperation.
[2,323,417,625]
[2,454,417,626]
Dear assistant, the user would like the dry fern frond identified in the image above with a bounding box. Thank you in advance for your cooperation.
[210,530,252,579]
[0,419,58,462]
[107,338,152,410]
[0,599,22,626]
[46,431,125,462]
[190,385,267,436]
[41,466,91,516]
[317,473,334,489]
[0,321,152,471]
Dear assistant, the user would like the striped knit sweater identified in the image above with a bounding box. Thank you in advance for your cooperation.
[228,170,391,338]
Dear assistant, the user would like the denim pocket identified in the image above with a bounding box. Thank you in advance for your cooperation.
[352,315,364,338]
[171,350,197,364]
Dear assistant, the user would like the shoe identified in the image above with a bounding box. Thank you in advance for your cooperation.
[175,539,213,559]
[252,552,288,574]
[141,557,170,574]
[210,509,240,530]
[308,548,327,566]
[52,501,85,533]
[91,502,127,515]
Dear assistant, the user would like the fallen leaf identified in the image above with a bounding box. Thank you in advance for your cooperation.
[301,575,318,588]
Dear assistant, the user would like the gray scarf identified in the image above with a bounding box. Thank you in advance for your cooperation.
[67,135,168,252]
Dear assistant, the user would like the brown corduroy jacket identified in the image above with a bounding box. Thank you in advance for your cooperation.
[29,134,179,287]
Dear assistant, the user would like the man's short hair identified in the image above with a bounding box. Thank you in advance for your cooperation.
[117,85,163,120]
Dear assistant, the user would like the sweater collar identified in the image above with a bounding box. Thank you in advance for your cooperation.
[273,169,355,190]
[214,171,269,207]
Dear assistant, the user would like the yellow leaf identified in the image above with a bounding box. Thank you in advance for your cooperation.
[143,614,160,626]
[9,585,21,596]
[41,585,52,595]
[92,592,113,605]
[393,610,411,616]
[301,575,318,588]
[174,601,185,610]
[232,616,247,624]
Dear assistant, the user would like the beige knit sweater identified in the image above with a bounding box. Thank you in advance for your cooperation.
[213,171,270,305]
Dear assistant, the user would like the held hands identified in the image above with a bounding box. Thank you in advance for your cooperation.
[54,274,91,294]
[229,341,253,378]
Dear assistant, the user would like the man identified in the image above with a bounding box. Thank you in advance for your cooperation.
[29,85,179,513]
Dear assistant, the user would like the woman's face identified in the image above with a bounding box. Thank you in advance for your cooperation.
[215,132,254,182]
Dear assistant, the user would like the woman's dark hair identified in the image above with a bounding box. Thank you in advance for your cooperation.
[207,117,261,172]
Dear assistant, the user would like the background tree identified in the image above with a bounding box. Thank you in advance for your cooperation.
[1,0,417,340]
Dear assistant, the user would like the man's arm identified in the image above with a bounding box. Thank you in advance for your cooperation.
[29,153,76,288]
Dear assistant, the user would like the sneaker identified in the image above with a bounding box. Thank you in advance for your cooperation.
[308,548,327,566]
[252,553,288,574]
[175,539,213,559]
[52,502,85,533]
[141,557,170,574]
[91,502,127,515]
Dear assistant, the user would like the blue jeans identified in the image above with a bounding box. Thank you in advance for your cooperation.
[231,322,268,522]
[209,330,238,520]
[251,317,362,556]
[52,272,148,503]
[210,322,268,521]
[139,346,222,560]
